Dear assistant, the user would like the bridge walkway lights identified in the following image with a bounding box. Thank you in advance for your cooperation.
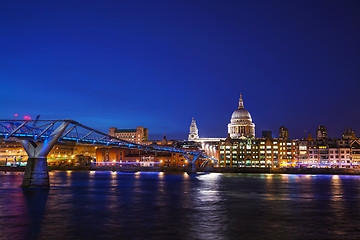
[0,119,210,188]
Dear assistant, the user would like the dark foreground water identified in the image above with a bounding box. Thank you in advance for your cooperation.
[1,172,360,240]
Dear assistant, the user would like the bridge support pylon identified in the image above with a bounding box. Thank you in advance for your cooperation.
[20,122,69,188]
[185,154,200,174]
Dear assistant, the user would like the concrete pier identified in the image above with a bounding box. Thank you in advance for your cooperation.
[22,158,49,188]
[186,162,197,174]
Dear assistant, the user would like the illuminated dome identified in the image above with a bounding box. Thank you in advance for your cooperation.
[228,94,255,138]
[231,108,252,122]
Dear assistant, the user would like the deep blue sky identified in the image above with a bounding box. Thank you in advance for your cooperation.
[1,0,360,140]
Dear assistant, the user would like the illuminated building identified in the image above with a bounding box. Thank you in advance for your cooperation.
[186,118,222,159]
[305,138,352,168]
[297,140,308,166]
[218,134,298,168]
[188,118,199,141]
[186,95,257,159]
[109,126,148,143]
[95,147,191,167]
[228,94,255,138]
[350,140,360,167]
[0,141,27,166]
[296,129,358,168]
[187,118,223,143]
[0,140,96,166]
[187,94,254,145]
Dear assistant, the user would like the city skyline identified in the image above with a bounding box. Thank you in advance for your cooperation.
[1,1,360,139]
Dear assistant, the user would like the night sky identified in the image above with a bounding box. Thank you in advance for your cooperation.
[1,1,359,140]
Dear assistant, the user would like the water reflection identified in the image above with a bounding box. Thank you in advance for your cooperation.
[331,175,343,201]
[189,173,227,240]
[23,189,49,239]
[0,172,360,239]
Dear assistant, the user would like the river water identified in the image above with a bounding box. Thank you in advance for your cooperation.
[0,171,360,240]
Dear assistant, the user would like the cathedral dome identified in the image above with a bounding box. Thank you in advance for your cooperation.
[231,108,252,121]
[230,94,252,122]
[228,94,255,138]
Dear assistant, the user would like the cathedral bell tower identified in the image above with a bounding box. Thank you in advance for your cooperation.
[188,117,199,141]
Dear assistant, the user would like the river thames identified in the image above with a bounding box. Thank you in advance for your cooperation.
[0,171,360,239]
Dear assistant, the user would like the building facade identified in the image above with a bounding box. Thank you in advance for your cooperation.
[109,126,148,143]
[218,134,297,168]
[0,140,96,166]
[95,147,205,168]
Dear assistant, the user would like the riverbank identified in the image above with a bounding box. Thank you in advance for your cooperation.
[1,165,360,175]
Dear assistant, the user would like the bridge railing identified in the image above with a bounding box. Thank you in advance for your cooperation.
[0,119,207,157]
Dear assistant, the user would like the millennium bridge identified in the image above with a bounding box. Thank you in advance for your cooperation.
[0,119,214,188]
